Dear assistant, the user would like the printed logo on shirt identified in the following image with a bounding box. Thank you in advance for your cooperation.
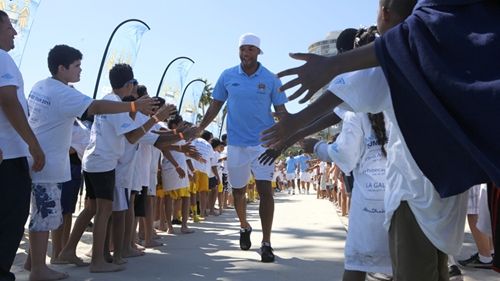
[121,123,132,129]
[334,77,345,85]
[1,73,14,80]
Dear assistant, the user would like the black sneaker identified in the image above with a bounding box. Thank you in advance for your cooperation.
[458,253,492,269]
[260,243,275,263]
[239,227,252,250]
[172,218,182,225]
[366,272,392,281]
[448,265,463,281]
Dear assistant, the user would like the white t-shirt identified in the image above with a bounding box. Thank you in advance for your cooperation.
[191,138,213,174]
[82,93,138,173]
[208,150,219,178]
[327,67,468,255]
[115,136,139,189]
[70,120,91,160]
[28,78,93,183]
[0,50,29,160]
[134,113,160,188]
[161,139,189,190]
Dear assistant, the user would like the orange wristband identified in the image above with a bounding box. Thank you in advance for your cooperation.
[130,101,136,112]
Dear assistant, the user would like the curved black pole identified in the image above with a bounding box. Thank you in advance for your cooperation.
[93,19,150,99]
[155,56,195,97]
[179,78,206,112]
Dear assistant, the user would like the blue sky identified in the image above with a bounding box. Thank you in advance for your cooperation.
[17,0,379,115]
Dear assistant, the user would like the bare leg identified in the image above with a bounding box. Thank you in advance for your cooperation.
[255,180,274,244]
[122,193,144,258]
[467,215,493,258]
[232,186,250,229]
[180,197,194,234]
[199,191,208,217]
[29,231,69,281]
[89,198,123,273]
[58,200,95,266]
[111,211,127,264]
[143,196,162,247]
[164,195,174,234]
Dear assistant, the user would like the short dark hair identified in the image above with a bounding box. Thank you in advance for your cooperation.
[336,28,357,53]
[354,26,378,48]
[47,45,83,76]
[167,114,183,129]
[210,138,222,149]
[137,85,148,97]
[201,130,213,142]
[109,63,134,90]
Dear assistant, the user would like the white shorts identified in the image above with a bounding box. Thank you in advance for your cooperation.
[286,173,296,181]
[30,183,63,232]
[300,171,311,183]
[227,145,274,189]
[112,187,129,212]
[467,184,481,215]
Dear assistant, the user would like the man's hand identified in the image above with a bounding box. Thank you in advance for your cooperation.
[301,138,320,154]
[135,95,159,116]
[258,148,282,166]
[277,53,336,104]
[29,143,45,172]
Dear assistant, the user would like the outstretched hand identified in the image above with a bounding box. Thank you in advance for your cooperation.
[277,53,336,104]
[258,148,282,166]
[261,112,300,149]
[135,95,159,116]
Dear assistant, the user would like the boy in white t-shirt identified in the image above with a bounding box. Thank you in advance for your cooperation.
[0,11,45,281]
[25,45,160,279]
[57,63,180,273]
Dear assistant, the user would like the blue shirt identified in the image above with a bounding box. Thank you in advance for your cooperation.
[285,157,297,174]
[212,63,288,146]
[297,154,311,172]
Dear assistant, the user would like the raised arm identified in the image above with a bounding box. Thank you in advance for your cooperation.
[197,99,224,133]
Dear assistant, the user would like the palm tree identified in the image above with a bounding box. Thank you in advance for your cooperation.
[198,79,213,116]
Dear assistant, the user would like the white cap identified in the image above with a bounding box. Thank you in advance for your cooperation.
[239,33,263,54]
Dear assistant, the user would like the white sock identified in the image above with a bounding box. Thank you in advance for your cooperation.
[479,253,493,263]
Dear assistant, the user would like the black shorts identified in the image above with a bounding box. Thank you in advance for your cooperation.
[61,164,83,214]
[134,186,148,217]
[84,170,115,201]
[208,177,218,190]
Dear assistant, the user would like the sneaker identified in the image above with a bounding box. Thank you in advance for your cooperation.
[449,265,464,281]
[366,273,392,281]
[458,253,492,269]
[239,227,252,250]
[172,218,182,225]
[260,243,275,263]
